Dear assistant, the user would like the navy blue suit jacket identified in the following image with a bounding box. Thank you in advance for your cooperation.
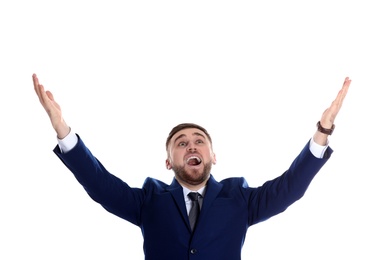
[54,135,332,260]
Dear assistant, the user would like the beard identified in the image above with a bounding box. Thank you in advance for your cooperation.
[172,160,212,186]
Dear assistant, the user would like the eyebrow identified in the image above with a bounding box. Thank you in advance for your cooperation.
[173,132,206,144]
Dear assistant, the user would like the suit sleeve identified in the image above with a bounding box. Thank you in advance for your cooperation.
[53,135,144,225]
[247,139,333,226]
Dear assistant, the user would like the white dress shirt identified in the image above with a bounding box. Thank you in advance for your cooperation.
[183,186,206,215]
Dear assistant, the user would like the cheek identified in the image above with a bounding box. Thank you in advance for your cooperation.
[173,153,184,163]
[169,150,182,163]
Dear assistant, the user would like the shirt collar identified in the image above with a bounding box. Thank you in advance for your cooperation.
[182,186,206,201]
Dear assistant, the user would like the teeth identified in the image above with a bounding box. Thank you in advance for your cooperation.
[187,156,201,163]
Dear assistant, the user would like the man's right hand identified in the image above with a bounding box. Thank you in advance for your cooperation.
[33,73,70,139]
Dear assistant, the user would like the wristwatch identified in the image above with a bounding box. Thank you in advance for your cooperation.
[316,121,335,135]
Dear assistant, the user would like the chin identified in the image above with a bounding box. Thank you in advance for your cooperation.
[173,163,212,184]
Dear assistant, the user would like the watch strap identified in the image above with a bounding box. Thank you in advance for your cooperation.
[317,121,335,135]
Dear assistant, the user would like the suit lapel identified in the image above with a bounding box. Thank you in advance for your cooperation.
[166,178,190,228]
[192,175,223,236]
[199,175,222,218]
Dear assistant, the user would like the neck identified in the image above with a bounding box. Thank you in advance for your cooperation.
[176,175,210,191]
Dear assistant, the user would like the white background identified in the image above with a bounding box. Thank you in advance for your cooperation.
[1,1,371,259]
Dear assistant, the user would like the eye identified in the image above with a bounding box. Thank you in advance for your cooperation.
[178,141,187,147]
[196,139,204,144]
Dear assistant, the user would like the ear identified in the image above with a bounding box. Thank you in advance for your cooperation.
[165,159,172,170]
[212,152,217,165]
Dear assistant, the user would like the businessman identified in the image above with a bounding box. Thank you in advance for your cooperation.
[33,73,351,259]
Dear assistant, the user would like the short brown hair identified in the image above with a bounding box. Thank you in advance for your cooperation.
[166,123,212,150]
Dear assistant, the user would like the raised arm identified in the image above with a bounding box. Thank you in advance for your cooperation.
[33,73,70,139]
[313,77,352,145]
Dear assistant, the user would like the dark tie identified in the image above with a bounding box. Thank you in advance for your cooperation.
[188,192,201,232]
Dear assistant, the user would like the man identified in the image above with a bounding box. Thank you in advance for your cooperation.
[33,73,351,260]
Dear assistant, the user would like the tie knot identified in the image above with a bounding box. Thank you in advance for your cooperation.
[188,192,201,201]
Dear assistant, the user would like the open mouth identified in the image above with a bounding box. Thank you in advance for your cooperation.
[186,156,202,166]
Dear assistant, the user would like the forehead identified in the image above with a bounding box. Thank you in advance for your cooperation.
[171,128,206,141]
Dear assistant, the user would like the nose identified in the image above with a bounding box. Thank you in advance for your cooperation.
[188,145,196,152]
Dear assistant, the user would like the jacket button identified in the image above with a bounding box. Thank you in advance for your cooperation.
[190,249,197,254]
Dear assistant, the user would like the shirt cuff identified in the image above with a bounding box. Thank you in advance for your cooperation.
[309,137,329,159]
[57,130,78,153]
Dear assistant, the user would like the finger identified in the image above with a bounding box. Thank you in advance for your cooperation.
[36,84,50,108]
[33,73,41,96]
[33,74,45,101]
[342,77,351,94]
[46,90,55,102]
[32,74,51,105]
[335,77,351,107]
